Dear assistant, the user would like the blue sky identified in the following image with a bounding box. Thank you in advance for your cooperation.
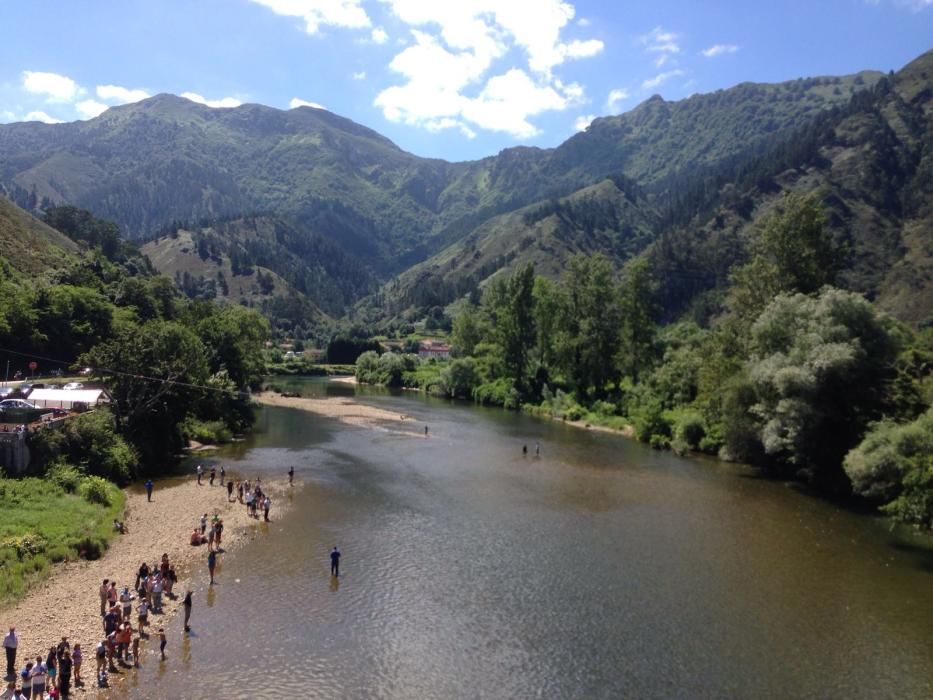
[1,0,930,161]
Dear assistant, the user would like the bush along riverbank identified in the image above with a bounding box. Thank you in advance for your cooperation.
[0,468,124,605]
[354,196,933,530]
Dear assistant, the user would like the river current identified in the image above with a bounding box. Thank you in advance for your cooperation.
[115,379,932,699]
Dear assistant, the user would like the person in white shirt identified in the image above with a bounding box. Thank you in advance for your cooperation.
[2,627,16,678]
[28,658,45,700]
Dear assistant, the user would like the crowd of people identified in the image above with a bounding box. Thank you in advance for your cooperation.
[2,462,296,697]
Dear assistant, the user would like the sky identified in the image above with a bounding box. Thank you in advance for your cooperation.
[0,0,931,162]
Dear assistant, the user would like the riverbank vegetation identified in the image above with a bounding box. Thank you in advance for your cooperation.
[0,472,124,604]
[356,195,933,528]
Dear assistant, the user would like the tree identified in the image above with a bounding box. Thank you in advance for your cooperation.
[440,357,479,399]
[557,254,622,398]
[497,264,536,391]
[845,409,933,529]
[81,320,211,469]
[728,193,841,325]
[450,307,484,357]
[197,305,270,389]
[532,276,561,372]
[732,287,901,489]
[617,258,658,382]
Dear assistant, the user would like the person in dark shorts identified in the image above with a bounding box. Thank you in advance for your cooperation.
[288,466,294,486]
[207,550,217,585]
[226,480,234,501]
[144,480,153,502]
[158,629,166,660]
[209,466,216,486]
[330,546,341,577]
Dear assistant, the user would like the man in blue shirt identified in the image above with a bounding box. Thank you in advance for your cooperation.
[144,480,153,502]
[330,546,341,577]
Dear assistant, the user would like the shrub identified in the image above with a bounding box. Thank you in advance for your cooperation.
[674,412,706,451]
[47,462,83,493]
[79,476,112,506]
[845,409,933,528]
[631,398,671,443]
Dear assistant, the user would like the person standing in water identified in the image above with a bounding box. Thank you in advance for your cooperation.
[424,425,429,437]
[207,550,217,585]
[330,546,341,577]
[182,591,193,632]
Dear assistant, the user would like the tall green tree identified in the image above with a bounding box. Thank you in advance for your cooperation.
[617,258,658,382]
[728,287,901,489]
[728,193,841,325]
[557,254,622,397]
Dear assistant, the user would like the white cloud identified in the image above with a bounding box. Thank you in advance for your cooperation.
[461,68,578,138]
[96,84,151,103]
[374,0,600,138]
[289,97,327,110]
[22,71,80,102]
[562,39,604,59]
[76,100,109,119]
[0,110,15,122]
[574,114,595,131]
[371,27,389,43]
[576,17,591,27]
[247,0,370,34]
[642,69,685,90]
[701,44,739,58]
[352,71,367,80]
[24,111,63,124]
[181,92,243,108]
[607,88,629,110]
[641,26,680,67]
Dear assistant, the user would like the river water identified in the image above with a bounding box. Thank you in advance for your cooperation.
[116,380,932,699]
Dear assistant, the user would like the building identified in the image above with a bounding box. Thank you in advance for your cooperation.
[418,340,452,360]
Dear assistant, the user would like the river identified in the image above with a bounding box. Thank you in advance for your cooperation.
[116,379,932,699]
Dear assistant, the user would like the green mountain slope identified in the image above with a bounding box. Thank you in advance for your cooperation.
[0,194,79,275]
[0,70,880,277]
[141,214,375,323]
[379,52,931,326]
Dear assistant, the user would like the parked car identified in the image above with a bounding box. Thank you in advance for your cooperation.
[0,387,13,398]
[62,382,84,390]
[0,399,39,410]
[0,398,48,423]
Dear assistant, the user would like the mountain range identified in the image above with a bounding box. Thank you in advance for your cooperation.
[1,50,930,329]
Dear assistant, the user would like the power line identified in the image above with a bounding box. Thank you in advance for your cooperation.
[0,346,246,397]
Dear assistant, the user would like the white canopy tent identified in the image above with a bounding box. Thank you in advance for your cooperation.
[27,388,111,410]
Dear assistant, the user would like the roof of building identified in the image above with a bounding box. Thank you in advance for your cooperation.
[28,388,110,403]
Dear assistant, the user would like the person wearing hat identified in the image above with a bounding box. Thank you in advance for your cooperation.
[2,627,16,679]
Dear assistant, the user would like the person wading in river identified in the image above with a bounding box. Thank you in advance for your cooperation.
[207,550,217,585]
[183,591,193,632]
[330,546,341,577]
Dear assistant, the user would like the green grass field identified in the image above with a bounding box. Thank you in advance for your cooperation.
[0,476,124,605]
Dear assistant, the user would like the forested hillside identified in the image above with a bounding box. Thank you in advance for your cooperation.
[0,63,883,283]
[0,201,270,474]
[379,51,930,328]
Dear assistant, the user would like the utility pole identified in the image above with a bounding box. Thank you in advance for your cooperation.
[4,359,8,386]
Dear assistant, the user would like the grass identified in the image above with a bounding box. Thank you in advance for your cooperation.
[0,476,125,606]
